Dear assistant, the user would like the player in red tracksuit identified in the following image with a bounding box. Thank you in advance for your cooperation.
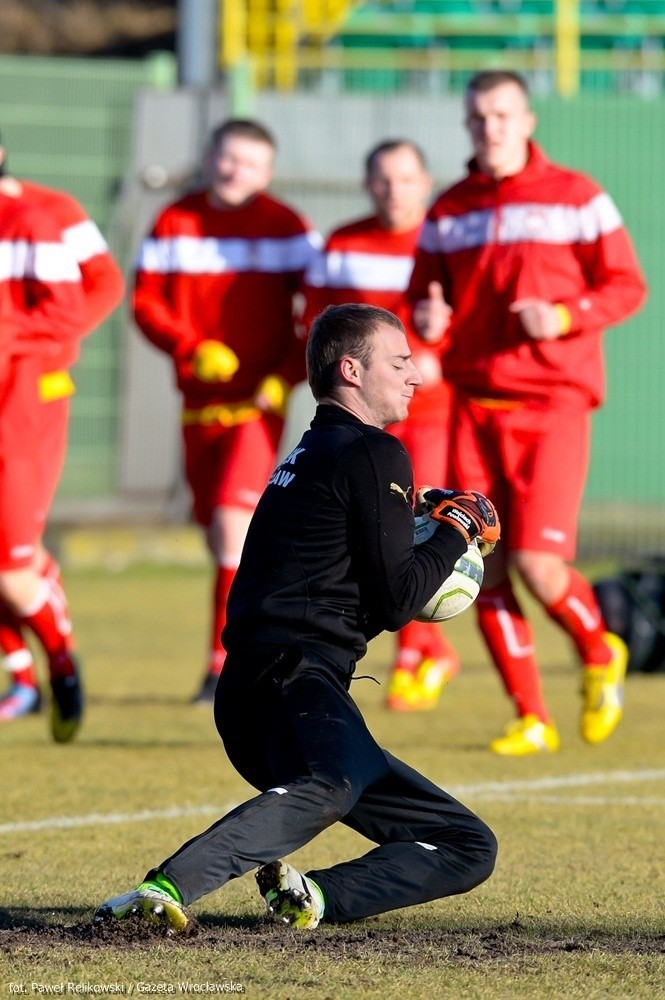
[409,70,647,755]
[0,143,125,732]
[303,140,458,713]
[133,119,321,702]
[0,181,93,741]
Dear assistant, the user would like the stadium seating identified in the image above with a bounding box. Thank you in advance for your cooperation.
[220,0,665,92]
[330,0,665,92]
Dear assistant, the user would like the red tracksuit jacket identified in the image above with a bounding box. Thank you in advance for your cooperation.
[408,142,647,408]
[0,192,86,382]
[133,190,320,409]
[20,180,125,370]
[303,214,450,423]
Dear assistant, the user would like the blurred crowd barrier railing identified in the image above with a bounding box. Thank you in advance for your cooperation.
[219,0,665,97]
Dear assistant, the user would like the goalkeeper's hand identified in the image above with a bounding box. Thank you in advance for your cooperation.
[192,340,240,383]
[416,487,500,555]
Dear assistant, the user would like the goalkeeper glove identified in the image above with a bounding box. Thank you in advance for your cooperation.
[192,340,240,383]
[417,487,500,555]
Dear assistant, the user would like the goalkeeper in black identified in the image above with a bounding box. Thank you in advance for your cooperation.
[95,303,500,932]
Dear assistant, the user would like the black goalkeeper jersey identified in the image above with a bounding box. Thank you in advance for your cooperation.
[223,404,466,669]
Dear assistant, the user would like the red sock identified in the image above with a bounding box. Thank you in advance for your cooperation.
[396,620,458,673]
[0,602,37,688]
[477,579,550,722]
[208,565,236,677]
[17,580,76,679]
[546,567,611,667]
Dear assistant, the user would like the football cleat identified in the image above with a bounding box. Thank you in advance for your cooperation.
[256,860,324,929]
[50,656,83,743]
[490,714,560,756]
[94,883,190,934]
[0,683,41,721]
[386,655,459,712]
[581,632,628,744]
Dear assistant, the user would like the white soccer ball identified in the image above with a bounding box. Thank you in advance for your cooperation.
[414,512,484,622]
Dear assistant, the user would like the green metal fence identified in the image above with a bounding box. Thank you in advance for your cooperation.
[0,52,176,501]
[533,95,661,510]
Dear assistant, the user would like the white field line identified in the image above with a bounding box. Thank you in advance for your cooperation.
[1,768,664,836]
[475,795,665,806]
[0,804,229,836]
[450,768,665,797]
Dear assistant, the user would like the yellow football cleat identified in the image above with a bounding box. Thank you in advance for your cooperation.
[490,714,560,756]
[385,667,423,711]
[256,861,325,929]
[94,883,190,934]
[385,656,458,712]
[581,632,628,745]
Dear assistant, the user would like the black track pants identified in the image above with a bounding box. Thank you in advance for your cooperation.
[156,645,497,923]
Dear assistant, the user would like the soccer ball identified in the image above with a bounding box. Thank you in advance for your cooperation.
[414,512,484,622]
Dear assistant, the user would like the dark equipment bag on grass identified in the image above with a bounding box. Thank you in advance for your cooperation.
[593,558,665,673]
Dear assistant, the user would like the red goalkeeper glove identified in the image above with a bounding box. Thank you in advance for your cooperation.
[417,488,501,555]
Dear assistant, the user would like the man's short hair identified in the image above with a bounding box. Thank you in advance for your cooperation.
[209,119,277,151]
[364,139,428,178]
[307,303,405,400]
[466,70,530,99]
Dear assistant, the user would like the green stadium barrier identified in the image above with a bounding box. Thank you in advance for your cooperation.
[0,53,177,502]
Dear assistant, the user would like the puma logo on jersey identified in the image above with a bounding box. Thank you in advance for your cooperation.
[390,482,413,504]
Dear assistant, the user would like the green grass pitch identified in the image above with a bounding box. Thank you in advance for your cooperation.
[1,562,664,998]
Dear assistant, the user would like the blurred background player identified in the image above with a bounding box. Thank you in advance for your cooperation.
[409,70,647,755]
[132,118,321,703]
[0,140,124,740]
[303,140,458,713]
